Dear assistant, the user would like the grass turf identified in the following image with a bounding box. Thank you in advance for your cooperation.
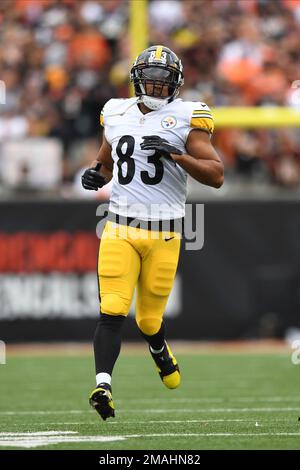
[0,348,300,450]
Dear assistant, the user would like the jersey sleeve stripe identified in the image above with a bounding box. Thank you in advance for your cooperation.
[192,114,213,119]
[193,109,212,113]
[192,111,212,115]
[100,114,104,127]
[190,117,214,133]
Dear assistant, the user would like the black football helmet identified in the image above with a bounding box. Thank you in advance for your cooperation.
[130,45,184,110]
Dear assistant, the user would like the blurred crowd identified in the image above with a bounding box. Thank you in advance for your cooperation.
[1,0,300,196]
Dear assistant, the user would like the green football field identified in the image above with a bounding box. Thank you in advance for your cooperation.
[0,345,300,450]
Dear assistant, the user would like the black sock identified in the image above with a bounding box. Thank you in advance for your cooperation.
[93,313,126,376]
[139,322,166,352]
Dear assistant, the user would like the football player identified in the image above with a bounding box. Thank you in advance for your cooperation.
[82,45,224,421]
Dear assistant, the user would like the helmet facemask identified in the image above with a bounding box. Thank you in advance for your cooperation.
[130,47,184,111]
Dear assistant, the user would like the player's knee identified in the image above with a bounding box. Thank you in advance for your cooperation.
[137,317,161,336]
[100,293,129,316]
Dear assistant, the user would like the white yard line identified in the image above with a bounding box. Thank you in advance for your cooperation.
[0,410,85,415]
[117,398,225,403]
[0,431,300,448]
[2,419,252,427]
[9,416,295,426]
[30,419,251,425]
[0,436,126,448]
[119,407,300,413]
[0,431,76,436]
[117,397,300,403]
[235,397,300,402]
[128,433,300,437]
[109,419,250,424]
[20,422,86,425]
[0,406,299,416]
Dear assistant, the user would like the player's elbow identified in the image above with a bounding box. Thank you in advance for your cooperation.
[213,174,224,188]
[212,166,224,188]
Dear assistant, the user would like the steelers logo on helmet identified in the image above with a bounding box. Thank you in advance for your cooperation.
[130,45,184,111]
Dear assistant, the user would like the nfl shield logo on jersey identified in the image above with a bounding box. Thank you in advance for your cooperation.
[161,116,177,129]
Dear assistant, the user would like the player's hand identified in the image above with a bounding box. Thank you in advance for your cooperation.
[81,163,107,191]
[140,135,182,163]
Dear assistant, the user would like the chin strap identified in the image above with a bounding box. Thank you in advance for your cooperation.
[140,95,170,111]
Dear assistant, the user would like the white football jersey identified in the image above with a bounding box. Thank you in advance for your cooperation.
[100,97,214,221]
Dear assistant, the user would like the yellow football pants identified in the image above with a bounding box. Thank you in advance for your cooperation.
[98,221,181,336]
